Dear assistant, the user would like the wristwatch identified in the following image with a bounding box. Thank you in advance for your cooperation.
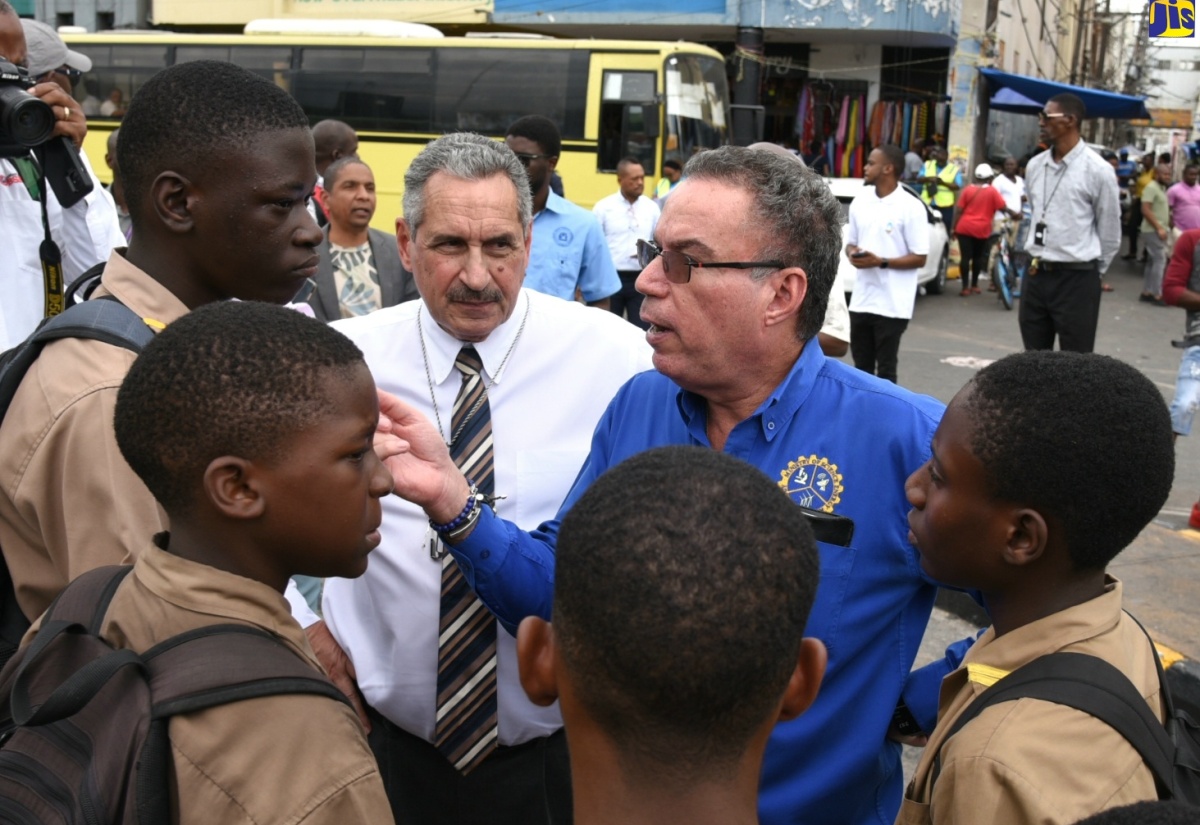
[880,258,889,269]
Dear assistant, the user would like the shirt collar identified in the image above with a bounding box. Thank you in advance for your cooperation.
[676,339,821,443]
[98,250,191,332]
[135,534,319,670]
[541,190,570,216]
[417,289,532,387]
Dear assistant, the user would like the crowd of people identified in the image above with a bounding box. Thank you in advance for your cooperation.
[0,5,1193,824]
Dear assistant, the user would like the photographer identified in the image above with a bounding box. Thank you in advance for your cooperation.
[0,5,123,350]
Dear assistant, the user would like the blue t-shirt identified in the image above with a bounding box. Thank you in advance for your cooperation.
[525,191,621,303]
[452,342,952,825]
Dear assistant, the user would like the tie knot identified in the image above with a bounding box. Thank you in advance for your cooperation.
[455,346,484,378]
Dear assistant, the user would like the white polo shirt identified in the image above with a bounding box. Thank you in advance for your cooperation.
[846,185,930,320]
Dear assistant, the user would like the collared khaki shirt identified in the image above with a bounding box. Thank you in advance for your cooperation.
[899,579,1162,825]
[93,539,393,824]
[0,251,187,620]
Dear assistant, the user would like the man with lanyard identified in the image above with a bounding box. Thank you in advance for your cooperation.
[311,133,653,825]
[593,156,660,329]
[1021,93,1121,352]
[0,2,123,350]
[919,143,961,230]
[353,146,954,825]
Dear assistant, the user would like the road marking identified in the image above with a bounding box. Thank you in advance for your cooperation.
[939,356,997,370]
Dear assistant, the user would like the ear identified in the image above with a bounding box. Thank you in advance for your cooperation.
[150,171,196,235]
[547,155,559,173]
[1003,508,1048,567]
[764,267,809,331]
[778,638,827,721]
[516,616,560,707]
[396,218,415,271]
[202,456,265,521]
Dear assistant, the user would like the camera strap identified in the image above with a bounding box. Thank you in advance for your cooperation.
[14,154,65,318]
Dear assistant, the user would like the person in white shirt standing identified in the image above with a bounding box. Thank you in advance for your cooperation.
[845,143,930,383]
[593,156,660,329]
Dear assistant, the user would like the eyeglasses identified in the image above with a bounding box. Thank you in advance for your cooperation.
[514,152,553,167]
[636,239,784,284]
[1038,112,1068,123]
[36,66,83,84]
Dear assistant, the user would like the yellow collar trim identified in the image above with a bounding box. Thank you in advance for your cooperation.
[966,663,1011,688]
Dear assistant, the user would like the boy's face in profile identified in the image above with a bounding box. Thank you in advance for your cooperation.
[904,388,1013,589]
[252,363,393,581]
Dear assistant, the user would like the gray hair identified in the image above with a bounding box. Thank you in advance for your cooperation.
[403,132,532,232]
[683,146,842,342]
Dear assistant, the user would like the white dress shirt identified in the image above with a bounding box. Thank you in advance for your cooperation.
[323,289,654,746]
[592,191,660,272]
[0,152,125,350]
[1024,141,1122,270]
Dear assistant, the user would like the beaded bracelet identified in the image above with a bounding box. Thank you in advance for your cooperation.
[430,482,481,535]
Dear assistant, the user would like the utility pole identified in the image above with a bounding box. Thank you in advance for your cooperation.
[1070,0,1088,84]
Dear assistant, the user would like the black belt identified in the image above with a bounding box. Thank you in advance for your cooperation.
[1037,260,1097,272]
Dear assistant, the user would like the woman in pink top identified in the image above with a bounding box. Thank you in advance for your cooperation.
[1168,164,1200,232]
[953,164,1020,295]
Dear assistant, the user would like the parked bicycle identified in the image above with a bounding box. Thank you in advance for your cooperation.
[988,217,1030,311]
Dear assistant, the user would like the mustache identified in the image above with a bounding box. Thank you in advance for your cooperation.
[447,284,504,303]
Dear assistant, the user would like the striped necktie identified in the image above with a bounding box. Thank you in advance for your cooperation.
[434,346,498,773]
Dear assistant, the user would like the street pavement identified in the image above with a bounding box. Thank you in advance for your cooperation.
[835,252,1200,716]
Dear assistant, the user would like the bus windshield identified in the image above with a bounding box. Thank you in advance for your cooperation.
[664,54,729,165]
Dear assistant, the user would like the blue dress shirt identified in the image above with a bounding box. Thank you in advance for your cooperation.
[452,341,950,825]
[525,191,621,303]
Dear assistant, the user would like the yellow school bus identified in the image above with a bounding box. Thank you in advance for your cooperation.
[64,25,730,230]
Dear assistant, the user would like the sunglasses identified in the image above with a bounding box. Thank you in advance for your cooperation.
[635,239,784,285]
[1038,112,1069,122]
[36,66,83,84]
[514,152,553,166]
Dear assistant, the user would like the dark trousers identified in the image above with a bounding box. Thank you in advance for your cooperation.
[956,233,990,289]
[939,206,955,233]
[850,311,909,383]
[1125,198,1141,255]
[609,271,648,329]
[366,706,573,825]
[1018,263,1102,353]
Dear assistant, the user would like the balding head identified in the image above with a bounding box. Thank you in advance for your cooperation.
[747,141,807,168]
[312,120,358,176]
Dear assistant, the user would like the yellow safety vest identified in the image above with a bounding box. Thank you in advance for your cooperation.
[921,160,959,207]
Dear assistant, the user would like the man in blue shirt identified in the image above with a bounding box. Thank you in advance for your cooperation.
[505,115,619,308]
[367,147,954,825]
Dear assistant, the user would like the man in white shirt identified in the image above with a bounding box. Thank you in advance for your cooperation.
[0,4,124,350]
[991,156,1026,222]
[846,144,930,383]
[593,156,660,328]
[313,132,652,825]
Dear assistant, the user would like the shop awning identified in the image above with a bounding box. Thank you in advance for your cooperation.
[979,68,1151,120]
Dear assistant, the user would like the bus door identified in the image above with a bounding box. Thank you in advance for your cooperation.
[589,55,662,180]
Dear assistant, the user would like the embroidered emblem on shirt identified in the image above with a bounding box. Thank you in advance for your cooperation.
[777,455,843,512]
[553,227,574,246]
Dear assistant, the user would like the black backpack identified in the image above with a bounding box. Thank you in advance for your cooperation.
[936,615,1200,805]
[0,565,350,824]
[0,266,154,671]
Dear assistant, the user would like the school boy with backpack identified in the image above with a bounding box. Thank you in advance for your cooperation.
[0,301,396,823]
[899,351,1178,824]
[0,60,323,632]
[516,446,827,825]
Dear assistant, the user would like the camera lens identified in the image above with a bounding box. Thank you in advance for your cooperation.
[0,85,55,149]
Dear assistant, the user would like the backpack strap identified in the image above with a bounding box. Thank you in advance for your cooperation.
[934,651,1175,797]
[62,262,106,307]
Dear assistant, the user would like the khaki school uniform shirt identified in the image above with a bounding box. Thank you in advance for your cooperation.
[899,578,1161,825]
[97,538,394,825]
[0,252,185,620]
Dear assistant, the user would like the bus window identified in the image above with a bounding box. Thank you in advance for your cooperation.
[433,49,587,138]
[175,45,293,85]
[663,54,728,166]
[598,70,657,174]
[72,44,167,120]
[293,47,434,132]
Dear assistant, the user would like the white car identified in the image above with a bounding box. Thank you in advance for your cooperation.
[825,177,949,297]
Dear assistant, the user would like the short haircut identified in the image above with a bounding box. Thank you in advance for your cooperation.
[312,119,357,162]
[1074,801,1200,825]
[323,155,368,191]
[116,61,310,221]
[683,145,842,341]
[962,351,1173,571]
[663,159,683,172]
[617,156,644,174]
[115,301,365,515]
[554,446,819,784]
[403,132,532,233]
[505,114,561,158]
[877,144,906,179]
[1048,92,1086,122]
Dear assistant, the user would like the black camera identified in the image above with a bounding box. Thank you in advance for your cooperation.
[0,56,93,208]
